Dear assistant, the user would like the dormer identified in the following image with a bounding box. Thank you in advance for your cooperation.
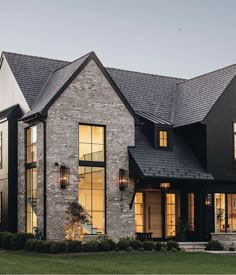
[136,111,173,150]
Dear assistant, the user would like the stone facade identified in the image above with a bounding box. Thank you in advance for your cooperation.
[18,58,135,240]
[211,233,236,249]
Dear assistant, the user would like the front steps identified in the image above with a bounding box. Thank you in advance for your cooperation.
[179,242,207,252]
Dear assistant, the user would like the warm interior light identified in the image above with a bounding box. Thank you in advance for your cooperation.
[119,169,128,191]
[60,165,69,188]
[205,193,212,206]
[160,182,170,189]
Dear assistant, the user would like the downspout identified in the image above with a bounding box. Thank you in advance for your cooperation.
[36,114,47,240]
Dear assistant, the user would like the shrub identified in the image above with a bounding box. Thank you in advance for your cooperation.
[205,240,224,251]
[117,238,130,251]
[125,246,133,252]
[34,240,45,253]
[143,240,155,251]
[155,242,163,251]
[11,233,34,250]
[1,233,13,249]
[130,240,143,250]
[167,240,179,251]
[99,240,111,251]
[50,241,66,254]
[82,240,99,252]
[66,240,82,253]
[170,247,178,252]
[0,232,11,248]
[25,239,38,251]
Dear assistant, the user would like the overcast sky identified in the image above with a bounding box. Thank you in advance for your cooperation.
[0,0,236,78]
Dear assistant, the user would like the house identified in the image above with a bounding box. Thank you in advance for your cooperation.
[0,50,236,242]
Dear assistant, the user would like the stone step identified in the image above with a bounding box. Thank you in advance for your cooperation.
[178,242,207,252]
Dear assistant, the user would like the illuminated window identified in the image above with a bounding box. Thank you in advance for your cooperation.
[135,192,144,232]
[188,193,195,231]
[25,126,38,233]
[166,193,176,237]
[234,123,236,160]
[26,126,37,163]
[78,124,105,234]
[159,130,168,148]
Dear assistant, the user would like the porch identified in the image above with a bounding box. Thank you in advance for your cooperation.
[134,181,236,242]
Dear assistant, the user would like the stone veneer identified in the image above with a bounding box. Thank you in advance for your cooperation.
[211,233,236,249]
[18,59,135,240]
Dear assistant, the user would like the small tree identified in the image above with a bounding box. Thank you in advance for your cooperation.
[64,200,90,240]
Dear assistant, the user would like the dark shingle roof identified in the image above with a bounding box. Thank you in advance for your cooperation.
[136,111,172,125]
[24,52,91,118]
[0,104,20,120]
[174,64,236,127]
[3,52,69,108]
[106,68,185,122]
[129,126,213,180]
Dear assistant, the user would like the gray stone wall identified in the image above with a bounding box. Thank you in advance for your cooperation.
[45,59,135,240]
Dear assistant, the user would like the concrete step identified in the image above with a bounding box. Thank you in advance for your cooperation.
[179,242,207,252]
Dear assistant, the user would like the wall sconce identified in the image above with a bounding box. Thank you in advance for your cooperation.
[205,193,212,206]
[160,182,170,190]
[119,169,128,191]
[60,165,69,189]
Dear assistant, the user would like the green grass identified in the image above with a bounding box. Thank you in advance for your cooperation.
[0,250,236,274]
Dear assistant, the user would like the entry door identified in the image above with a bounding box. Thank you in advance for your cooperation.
[145,192,162,238]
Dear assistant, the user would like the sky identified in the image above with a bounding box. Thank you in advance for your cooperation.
[0,0,236,78]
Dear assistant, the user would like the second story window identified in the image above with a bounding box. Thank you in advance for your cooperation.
[159,130,168,148]
[26,126,37,164]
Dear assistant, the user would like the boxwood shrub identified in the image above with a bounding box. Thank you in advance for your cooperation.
[25,239,38,251]
[66,240,82,253]
[130,240,143,250]
[11,233,34,250]
[167,240,179,251]
[1,233,14,249]
[82,240,99,252]
[155,242,163,251]
[143,240,155,251]
[50,241,66,254]
[205,240,224,251]
[117,238,130,250]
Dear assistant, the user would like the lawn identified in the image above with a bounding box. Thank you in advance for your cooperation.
[0,250,236,274]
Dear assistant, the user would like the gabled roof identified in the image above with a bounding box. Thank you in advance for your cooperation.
[174,64,236,127]
[3,52,69,108]
[106,68,185,122]
[129,126,213,180]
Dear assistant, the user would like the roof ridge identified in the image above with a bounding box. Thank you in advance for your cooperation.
[106,66,186,81]
[51,51,93,74]
[3,51,70,63]
[177,63,236,86]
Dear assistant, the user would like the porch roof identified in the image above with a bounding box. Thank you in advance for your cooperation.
[129,127,214,180]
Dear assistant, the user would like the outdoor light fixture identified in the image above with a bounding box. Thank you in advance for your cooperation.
[205,193,212,206]
[60,165,70,188]
[160,182,170,190]
[119,169,128,191]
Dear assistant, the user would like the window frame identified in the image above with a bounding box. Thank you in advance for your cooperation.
[25,125,38,233]
[233,122,236,164]
[155,127,172,150]
[78,123,106,234]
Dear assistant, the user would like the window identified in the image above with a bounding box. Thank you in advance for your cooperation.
[234,123,236,160]
[135,193,144,232]
[214,193,226,233]
[78,125,105,234]
[166,193,176,237]
[0,131,2,169]
[25,126,38,233]
[188,193,195,231]
[159,130,168,148]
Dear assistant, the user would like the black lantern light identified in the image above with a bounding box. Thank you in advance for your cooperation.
[160,182,170,190]
[60,165,70,188]
[119,169,128,191]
